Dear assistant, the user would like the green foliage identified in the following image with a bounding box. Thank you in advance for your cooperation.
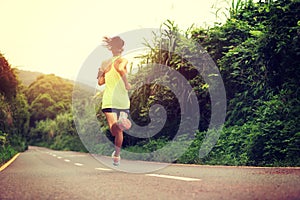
[10,92,30,137]
[128,65,181,145]
[121,136,193,163]
[29,112,87,152]
[28,118,56,144]
[0,53,29,165]
[179,0,300,166]
[50,134,86,152]
[0,53,18,99]
[122,0,300,166]
[0,96,28,154]
[26,74,73,127]
[129,19,211,135]
[259,0,300,90]
[0,145,17,166]
[72,89,105,153]
[249,89,300,166]
[177,90,300,166]
[199,124,259,166]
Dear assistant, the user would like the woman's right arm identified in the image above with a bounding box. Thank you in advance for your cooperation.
[97,68,105,86]
[97,60,108,86]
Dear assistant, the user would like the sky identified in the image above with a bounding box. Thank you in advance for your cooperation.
[0,0,228,80]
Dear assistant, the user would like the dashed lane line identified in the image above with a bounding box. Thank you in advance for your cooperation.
[145,174,201,182]
[45,150,201,182]
[74,163,83,166]
[1,150,202,183]
[95,167,113,171]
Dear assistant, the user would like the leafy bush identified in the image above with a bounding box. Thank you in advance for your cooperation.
[249,89,300,166]
[178,89,300,166]
[50,134,87,152]
[29,113,87,152]
[122,136,192,163]
[0,53,29,165]
[117,1,300,166]
[0,145,17,166]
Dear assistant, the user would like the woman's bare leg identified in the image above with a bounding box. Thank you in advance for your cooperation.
[104,112,123,156]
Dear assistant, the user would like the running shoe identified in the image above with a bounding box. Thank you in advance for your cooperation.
[117,112,132,130]
[111,151,121,166]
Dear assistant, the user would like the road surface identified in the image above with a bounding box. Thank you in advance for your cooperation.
[0,146,299,200]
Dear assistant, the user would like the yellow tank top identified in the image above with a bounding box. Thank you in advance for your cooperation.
[101,56,130,109]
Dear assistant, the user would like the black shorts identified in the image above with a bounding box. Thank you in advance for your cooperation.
[102,108,130,118]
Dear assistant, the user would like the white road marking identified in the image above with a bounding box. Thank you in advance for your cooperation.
[74,163,83,166]
[52,154,57,157]
[57,156,62,159]
[95,167,113,171]
[145,174,201,181]
[64,159,71,162]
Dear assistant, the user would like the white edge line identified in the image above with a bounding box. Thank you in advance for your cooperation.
[145,174,201,181]
[95,167,113,171]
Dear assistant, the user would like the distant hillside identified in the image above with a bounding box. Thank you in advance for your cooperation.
[14,68,98,103]
[14,69,76,86]
[14,69,43,86]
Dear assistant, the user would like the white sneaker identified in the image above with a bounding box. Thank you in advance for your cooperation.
[111,151,120,166]
[117,112,132,130]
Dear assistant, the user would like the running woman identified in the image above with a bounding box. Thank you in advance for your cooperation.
[97,36,131,166]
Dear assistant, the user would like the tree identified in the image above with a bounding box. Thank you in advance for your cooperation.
[0,53,29,164]
[26,74,73,127]
[0,53,17,99]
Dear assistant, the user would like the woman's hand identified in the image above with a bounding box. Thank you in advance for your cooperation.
[97,69,105,86]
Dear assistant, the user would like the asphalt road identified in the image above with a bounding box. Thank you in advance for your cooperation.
[0,146,299,200]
